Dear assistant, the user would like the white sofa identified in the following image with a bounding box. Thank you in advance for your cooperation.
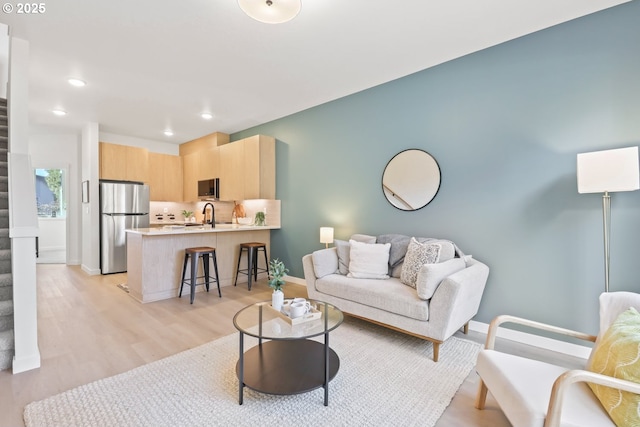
[302,234,490,361]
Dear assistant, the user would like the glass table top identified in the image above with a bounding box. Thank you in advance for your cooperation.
[233,299,344,340]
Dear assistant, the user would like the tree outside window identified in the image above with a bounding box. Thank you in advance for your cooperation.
[35,169,66,218]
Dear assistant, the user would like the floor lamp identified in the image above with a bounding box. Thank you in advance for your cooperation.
[577,146,640,292]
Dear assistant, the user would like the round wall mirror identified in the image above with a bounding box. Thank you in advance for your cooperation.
[382,149,441,211]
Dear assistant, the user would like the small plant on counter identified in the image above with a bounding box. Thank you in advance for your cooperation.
[181,210,193,219]
[268,259,289,292]
[254,211,266,226]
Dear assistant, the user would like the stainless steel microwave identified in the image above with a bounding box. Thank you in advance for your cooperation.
[198,178,219,199]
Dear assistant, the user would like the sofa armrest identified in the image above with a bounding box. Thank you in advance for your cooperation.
[429,259,490,340]
[302,254,320,296]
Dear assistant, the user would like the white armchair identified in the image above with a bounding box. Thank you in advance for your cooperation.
[475,291,640,427]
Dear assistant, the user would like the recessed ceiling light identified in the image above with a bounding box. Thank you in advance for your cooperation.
[164,130,174,137]
[67,78,86,87]
[52,109,67,116]
[201,112,213,120]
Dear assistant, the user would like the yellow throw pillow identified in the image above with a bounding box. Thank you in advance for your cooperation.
[587,307,640,427]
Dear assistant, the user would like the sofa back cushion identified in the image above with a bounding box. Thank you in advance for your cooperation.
[311,247,339,278]
[416,258,466,300]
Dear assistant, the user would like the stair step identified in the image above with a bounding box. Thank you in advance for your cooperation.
[0,272,11,287]
[0,300,12,316]
[0,285,10,300]
[0,329,14,351]
[0,350,12,371]
[0,314,12,332]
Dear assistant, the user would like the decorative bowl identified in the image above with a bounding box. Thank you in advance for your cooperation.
[237,217,253,225]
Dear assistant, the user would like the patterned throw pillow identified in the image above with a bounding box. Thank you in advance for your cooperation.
[587,307,640,427]
[400,237,441,288]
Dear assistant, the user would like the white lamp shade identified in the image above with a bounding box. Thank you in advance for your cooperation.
[320,227,334,244]
[577,146,640,194]
[238,0,301,24]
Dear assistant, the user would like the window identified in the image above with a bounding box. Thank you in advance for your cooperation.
[35,168,66,218]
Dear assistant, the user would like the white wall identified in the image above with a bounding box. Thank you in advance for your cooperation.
[81,123,100,275]
[29,133,81,264]
[8,36,40,373]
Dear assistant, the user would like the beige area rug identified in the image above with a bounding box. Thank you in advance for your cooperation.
[24,318,481,427]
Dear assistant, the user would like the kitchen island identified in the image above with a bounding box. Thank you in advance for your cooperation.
[125,224,279,303]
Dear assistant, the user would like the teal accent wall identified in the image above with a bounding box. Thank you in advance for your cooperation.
[232,1,640,334]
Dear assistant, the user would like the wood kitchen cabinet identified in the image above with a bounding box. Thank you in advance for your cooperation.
[219,140,244,201]
[180,132,228,202]
[219,135,275,201]
[149,153,182,201]
[100,142,149,183]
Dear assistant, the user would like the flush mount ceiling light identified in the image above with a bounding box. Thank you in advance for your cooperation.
[52,109,67,116]
[201,112,213,120]
[164,130,174,137]
[67,78,86,87]
[238,0,301,24]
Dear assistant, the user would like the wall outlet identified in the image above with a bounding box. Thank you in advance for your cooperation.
[163,207,168,213]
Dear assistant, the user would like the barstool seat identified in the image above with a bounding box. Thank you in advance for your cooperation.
[234,242,269,291]
[179,246,221,304]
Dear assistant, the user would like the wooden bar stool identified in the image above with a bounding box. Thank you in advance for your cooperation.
[179,246,221,304]
[234,242,269,291]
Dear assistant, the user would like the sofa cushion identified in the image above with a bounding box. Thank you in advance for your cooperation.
[335,234,378,275]
[400,238,441,288]
[335,239,350,275]
[351,234,377,244]
[311,247,339,278]
[476,350,615,427]
[587,307,640,427]
[416,257,466,300]
[347,240,390,279]
[376,234,456,278]
[316,274,429,321]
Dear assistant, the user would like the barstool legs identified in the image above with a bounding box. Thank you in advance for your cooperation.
[179,248,221,304]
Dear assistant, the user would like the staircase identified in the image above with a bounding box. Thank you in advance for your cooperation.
[0,97,14,371]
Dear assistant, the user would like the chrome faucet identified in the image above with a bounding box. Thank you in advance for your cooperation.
[202,202,216,228]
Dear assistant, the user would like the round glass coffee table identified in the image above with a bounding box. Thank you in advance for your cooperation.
[233,299,343,406]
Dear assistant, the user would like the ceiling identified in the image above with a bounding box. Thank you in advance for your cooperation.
[0,0,630,144]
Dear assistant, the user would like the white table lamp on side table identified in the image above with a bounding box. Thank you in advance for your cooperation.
[577,146,640,292]
[320,227,334,249]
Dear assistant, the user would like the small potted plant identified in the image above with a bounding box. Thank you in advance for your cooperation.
[254,211,266,226]
[269,258,288,311]
[181,210,194,222]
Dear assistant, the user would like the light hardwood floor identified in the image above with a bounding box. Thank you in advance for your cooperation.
[0,265,585,427]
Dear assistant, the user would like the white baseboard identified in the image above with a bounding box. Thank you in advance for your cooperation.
[288,275,592,359]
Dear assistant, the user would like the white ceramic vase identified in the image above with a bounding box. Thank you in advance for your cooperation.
[272,289,284,311]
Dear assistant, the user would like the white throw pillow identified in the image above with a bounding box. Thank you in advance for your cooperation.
[416,258,466,300]
[400,237,441,288]
[347,240,390,279]
[311,247,338,278]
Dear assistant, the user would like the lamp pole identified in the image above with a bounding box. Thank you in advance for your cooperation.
[602,191,611,293]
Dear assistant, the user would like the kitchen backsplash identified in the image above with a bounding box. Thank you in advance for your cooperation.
[149,199,281,227]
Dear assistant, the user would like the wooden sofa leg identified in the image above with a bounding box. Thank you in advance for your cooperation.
[475,379,488,409]
[433,342,440,362]
[463,322,469,334]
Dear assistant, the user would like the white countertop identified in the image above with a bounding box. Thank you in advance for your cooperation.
[126,224,280,236]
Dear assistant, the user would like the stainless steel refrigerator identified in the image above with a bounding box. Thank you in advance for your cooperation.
[100,180,149,274]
